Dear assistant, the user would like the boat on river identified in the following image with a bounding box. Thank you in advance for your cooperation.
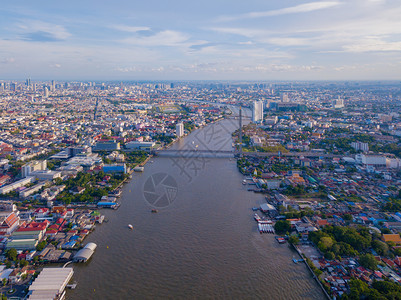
[151,209,158,213]
[134,166,145,172]
[128,224,133,229]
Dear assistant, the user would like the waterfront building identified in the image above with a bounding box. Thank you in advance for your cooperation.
[28,267,74,299]
[126,141,155,150]
[176,122,184,137]
[73,242,97,262]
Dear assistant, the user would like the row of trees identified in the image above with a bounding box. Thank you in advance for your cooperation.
[309,226,372,260]
[343,278,401,299]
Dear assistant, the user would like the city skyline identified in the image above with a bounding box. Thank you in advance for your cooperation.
[1,0,401,80]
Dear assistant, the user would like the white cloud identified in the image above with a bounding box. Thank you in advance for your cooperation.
[111,25,151,33]
[122,30,190,47]
[217,1,342,22]
[17,20,71,41]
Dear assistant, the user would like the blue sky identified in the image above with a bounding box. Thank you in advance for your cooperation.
[1,0,401,80]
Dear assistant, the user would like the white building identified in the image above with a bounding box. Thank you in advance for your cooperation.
[355,154,388,166]
[126,141,155,150]
[30,170,62,181]
[0,177,35,194]
[332,97,344,109]
[252,101,264,123]
[351,141,369,152]
[21,160,47,178]
[176,122,184,137]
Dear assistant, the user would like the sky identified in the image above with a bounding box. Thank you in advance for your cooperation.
[1,0,401,81]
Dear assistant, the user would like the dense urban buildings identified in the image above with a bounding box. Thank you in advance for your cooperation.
[0,80,401,298]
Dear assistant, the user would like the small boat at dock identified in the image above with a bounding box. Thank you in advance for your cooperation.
[275,236,286,244]
[254,213,261,222]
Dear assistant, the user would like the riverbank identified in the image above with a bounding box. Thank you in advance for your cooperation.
[293,244,332,299]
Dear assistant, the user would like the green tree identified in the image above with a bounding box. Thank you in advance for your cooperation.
[324,251,335,260]
[359,253,378,270]
[36,240,47,252]
[318,236,334,252]
[372,240,389,256]
[289,235,299,245]
[343,214,352,221]
[6,248,17,261]
[274,220,291,234]
[20,259,28,267]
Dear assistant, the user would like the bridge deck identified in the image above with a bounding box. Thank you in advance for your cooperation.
[153,149,338,158]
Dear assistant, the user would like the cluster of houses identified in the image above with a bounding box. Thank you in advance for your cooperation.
[0,200,101,284]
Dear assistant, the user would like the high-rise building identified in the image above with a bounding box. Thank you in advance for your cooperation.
[176,122,184,137]
[10,83,16,91]
[0,83,4,92]
[332,97,344,109]
[21,160,47,178]
[252,101,264,123]
[51,80,55,92]
[280,93,289,102]
[351,141,369,152]
[44,87,49,98]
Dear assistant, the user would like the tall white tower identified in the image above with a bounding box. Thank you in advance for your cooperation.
[252,101,263,123]
[176,122,184,137]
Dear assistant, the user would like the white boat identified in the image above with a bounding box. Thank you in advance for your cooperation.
[134,166,145,172]
[128,224,133,230]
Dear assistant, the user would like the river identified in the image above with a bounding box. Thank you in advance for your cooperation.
[67,116,324,300]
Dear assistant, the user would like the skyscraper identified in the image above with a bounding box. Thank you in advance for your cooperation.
[176,122,184,137]
[44,87,49,98]
[252,101,263,123]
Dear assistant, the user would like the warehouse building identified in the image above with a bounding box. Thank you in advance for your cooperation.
[28,267,73,300]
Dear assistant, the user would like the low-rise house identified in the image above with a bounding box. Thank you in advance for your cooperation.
[382,234,401,245]
[295,222,318,233]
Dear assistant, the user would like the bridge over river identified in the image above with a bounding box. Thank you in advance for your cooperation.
[153,149,340,159]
